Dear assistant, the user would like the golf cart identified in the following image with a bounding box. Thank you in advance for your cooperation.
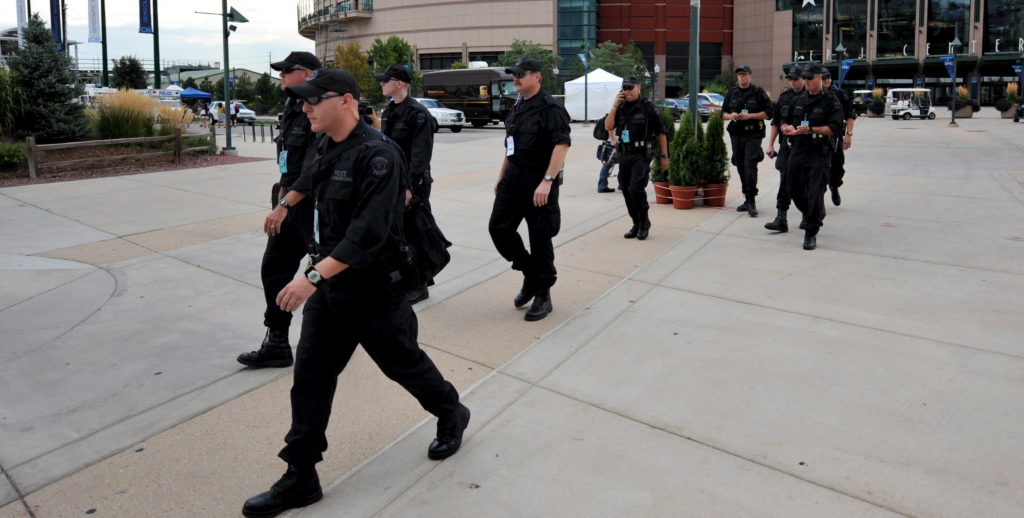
[886,88,936,120]
[851,90,874,115]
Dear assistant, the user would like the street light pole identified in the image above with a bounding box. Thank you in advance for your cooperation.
[221,0,234,152]
[153,0,161,88]
[688,0,700,134]
[101,0,109,86]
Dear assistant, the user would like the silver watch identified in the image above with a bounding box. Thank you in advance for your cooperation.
[279,197,292,209]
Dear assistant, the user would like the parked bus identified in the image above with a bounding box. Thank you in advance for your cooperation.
[422,68,517,127]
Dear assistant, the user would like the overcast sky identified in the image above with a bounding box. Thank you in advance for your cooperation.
[3,1,314,75]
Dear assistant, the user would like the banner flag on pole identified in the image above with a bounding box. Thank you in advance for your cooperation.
[941,56,956,80]
[140,0,153,34]
[88,0,102,43]
[16,0,28,47]
[577,53,588,69]
[50,0,64,49]
[840,60,853,82]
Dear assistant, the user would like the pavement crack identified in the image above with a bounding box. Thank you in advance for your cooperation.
[1,462,38,518]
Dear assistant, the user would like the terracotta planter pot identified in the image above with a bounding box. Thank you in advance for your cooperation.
[954,106,974,118]
[866,109,884,118]
[669,185,696,210]
[701,183,728,207]
[652,181,672,204]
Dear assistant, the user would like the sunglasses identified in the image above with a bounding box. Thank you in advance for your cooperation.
[621,84,635,91]
[282,66,308,74]
[303,93,342,106]
[512,71,537,79]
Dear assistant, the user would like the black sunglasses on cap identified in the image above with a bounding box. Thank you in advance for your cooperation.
[302,93,342,106]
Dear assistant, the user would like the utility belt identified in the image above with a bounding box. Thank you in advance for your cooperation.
[617,139,653,159]
[793,133,834,156]
[728,120,765,136]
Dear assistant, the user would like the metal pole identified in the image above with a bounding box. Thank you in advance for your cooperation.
[222,0,234,151]
[950,58,957,126]
[584,42,589,121]
[61,0,68,58]
[101,0,108,86]
[153,0,160,88]
[689,0,700,134]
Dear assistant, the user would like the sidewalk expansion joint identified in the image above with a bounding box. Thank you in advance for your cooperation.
[1,462,37,518]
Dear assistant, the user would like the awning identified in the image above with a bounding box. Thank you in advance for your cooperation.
[869,57,921,79]
[179,87,213,99]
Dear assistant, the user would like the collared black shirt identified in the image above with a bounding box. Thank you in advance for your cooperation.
[612,97,667,151]
[381,96,434,182]
[831,85,857,127]
[772,87,804,147]
[504,89,572,172]
[276,98,317,194]
[783,90,844,158]
[724,84,774,136]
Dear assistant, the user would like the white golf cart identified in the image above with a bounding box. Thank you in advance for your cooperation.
[886,88,936,120]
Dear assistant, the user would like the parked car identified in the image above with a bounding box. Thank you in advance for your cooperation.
[704,93,725,108]
[655,99,683,119]
[415,98,465,132]
[677,96,714,121]
[208,101,256,126]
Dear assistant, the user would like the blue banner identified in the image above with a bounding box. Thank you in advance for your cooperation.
[1013,65,1023,75]
[578,53,588,69]
[941,56,956,80]
[50,0,63,49]
[140,0,153,34]
[839,60,853,82]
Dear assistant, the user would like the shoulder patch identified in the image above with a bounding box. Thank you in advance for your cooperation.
[370,156,390,177]
[416,111,427,124]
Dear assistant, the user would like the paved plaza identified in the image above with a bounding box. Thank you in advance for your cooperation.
[1,112,1022,517]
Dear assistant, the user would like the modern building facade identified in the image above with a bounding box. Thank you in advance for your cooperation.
[735,0,1024,100]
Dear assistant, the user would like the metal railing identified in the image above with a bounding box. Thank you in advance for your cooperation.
[297,0,374,30]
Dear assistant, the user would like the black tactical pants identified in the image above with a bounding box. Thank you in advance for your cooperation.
[730,135,764,197]
[786,153,830,234]
[829,147,846,190]
[774,145,792,211]
[278,288,460,467]
[618,151,651,227]
[261,197,314,331]
[488,163,561,293]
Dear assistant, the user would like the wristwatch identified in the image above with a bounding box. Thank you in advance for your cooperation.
[543,174,556,181]
[304,266,323,287]
[279,197,292,209]
[846,131,854,136]
[659,154,668,158]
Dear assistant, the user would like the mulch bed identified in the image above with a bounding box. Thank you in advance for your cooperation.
[0,152,270,188]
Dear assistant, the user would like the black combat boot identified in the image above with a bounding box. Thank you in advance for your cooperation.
[428,403,471,460]
[237,329,293,368]
[242,465,322,518]
[406,285,429,305]
[524,288,553,321]
[746,196,758,217]
[803,231,818,250]
[764,210,788,232]
[637,218,651,240]
[736,200,750,212]
[623,224,639,239]
[513,277,533,308]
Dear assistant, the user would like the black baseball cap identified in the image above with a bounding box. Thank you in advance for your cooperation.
[801,62,825,79]
[622,76,639,88]
[505,58,543,75]
[785,66,803,80]
[821,68,832,79]
[270,51,321,72]
[735,65,752,74]
[286,68,361,100]
[374,64,413,83]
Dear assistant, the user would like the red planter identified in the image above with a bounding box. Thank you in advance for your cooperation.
[652,181,672,204]
[702,183,728,207]
[669,185,696,210]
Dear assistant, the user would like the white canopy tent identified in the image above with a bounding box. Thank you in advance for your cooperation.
[564,68,622,121]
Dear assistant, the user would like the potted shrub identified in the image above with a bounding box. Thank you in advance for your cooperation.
[667,110,700,209]
[700,112,729,207]
[650,107,675,204]
[867,87,885,117]
[948,86,979,118]
[997,82,1020,119]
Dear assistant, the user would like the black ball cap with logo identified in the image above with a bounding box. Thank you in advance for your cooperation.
[373,64,413,83]
[270,51,322,72]
[286,68,361,100]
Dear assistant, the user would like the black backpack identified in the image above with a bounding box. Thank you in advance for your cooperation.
[396,202,451,290]
[593,114,610,141]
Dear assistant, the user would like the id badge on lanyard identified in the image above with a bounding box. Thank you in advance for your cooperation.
[313,202,320,244]
[506,136,515,156]
[278,150,288,174]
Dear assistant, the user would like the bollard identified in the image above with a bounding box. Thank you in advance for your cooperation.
[25,136,38,179]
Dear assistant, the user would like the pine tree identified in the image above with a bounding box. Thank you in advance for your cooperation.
[253,73,284,114]
[111,56,148,89]
[6,14,90,143]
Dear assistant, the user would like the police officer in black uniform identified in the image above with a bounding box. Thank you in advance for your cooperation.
[242,69,469,518]
[763,66,805,233]
[780,63,844,250]
[237,51,321,369]
[376,63,436,304]
[604,75,669,240]
[723,65,774,217]
[822,69,856,206]
[489,58,571,322]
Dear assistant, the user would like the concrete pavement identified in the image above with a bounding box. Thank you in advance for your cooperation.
[2,111,1023,517]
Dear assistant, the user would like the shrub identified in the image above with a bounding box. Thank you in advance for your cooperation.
[994,98,1013,112]
[871,88,884,101]
[0,69,18,137]
[650,106,675,182]
[0,140,27,170]
[158,105,194,131]
[703,112,729,185]
[94,90,158,139]
[668,110,702,186]
[1004,82,1020,104]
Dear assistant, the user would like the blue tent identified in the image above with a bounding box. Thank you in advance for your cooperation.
[179,87,212,99]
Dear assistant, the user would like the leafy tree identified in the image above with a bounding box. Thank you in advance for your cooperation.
[213,78,225,101]
[334,42,372,97]
[572,41,647,80]
[704,67,737,95]
[112,56,148,89]
[0,69,18,137]
[6,14,89,143]
[497,40,562,94]
[449,61,468,70]
[252,72,285,114]
[182,77,198,89]
[235,74,256,102]
[366,36,420,102]
[198,77,215,96]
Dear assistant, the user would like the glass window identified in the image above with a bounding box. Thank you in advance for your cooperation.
[984,0,1024,53]
[927,0,969,55]
[834,0,868,60]
[557,0,597,75]
[793,4,824,62]
[877,0,917,57]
